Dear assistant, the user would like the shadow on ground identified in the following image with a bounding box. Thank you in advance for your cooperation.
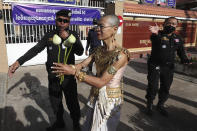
[7,73,54,123]
[117,121,135,131]
[123,76,197,109]
[6,73,72,131]
[128,105,197,131]
[123,75,197,131]
[1,106,49,131]
[128,60,148,74]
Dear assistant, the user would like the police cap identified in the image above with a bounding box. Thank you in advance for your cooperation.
[56,9,72,18]
[93,18,98,25]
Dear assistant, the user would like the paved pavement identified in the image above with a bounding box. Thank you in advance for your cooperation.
[1,59,197,131]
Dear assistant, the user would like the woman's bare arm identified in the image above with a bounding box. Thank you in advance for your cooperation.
[52,52,129,88]
[83,52,128,88]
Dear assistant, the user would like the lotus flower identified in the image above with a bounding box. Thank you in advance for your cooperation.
[62,34,76,47]
[52,34,62,45]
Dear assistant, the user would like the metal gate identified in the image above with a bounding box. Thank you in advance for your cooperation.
[2,0,104,66]
[2,0,104,44]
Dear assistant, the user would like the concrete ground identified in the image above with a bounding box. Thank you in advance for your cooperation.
[1,59,197,131]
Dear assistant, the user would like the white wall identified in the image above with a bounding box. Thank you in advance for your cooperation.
[7,40,88,66]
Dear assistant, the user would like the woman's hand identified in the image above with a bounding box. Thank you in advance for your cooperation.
[51,63,76,77]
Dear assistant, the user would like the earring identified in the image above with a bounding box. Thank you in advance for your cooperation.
[112,34,116,43]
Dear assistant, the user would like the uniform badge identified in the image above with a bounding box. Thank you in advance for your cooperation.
[68,12,72,17]
[49,37,53,42]
[49,46,52,50]
[162,44,166,48]
[161,36,169,41]
[175,39,179,43]
[156,66,160,70]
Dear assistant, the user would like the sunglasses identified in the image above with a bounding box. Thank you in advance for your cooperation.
[56,18,70,23]
[95,25,113,30]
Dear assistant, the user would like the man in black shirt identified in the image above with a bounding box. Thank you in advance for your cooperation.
[145,17,190,117]
[8,9,84,131]
[85,18,102,73]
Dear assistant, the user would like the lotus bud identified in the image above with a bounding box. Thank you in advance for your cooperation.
[52,34,62,45]
[67,34,76,44]
[63,34,76,47]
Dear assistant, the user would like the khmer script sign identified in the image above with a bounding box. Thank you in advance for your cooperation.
[12,3,101,25]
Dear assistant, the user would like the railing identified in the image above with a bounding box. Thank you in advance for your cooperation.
[3,0,105,7]
[2,0,105,44]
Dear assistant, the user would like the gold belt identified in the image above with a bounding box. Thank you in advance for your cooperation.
[90,86,123,98]
[106,86,122,98]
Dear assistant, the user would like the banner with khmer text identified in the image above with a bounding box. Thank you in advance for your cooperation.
[12,3,101,25]
[48,0,76,5]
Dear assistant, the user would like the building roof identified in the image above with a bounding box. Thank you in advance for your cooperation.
[176,0,196,5]
[124,2,197,18]
[176,0,197,10]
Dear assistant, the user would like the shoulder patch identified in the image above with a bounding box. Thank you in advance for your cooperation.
[161,36,169,41]
[49,37,53,42]
[175,39,179,43]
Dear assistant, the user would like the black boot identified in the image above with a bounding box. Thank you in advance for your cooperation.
[46,118,65,131]
[146,100,153,116]
[156,101,168,117]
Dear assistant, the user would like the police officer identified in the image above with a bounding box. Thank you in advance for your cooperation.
[85,18,102,73]
[146,17,190,117]
[8,9,84,131]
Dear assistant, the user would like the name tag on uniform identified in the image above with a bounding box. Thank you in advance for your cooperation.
[49,46,52,50]
[161,36,169,41]
[156,66,160,70]
[162,45,166,48]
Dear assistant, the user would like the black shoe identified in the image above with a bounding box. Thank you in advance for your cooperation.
[73,122,81,131]
[146,101,153,116]
[46,120,65,131]
[156,105,168,117]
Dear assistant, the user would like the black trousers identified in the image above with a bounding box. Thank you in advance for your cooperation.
[48,76,81,123]
[146,62,174,104]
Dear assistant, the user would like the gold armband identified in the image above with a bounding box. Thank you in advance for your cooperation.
[76,71,87,82]
[107,66,117,75]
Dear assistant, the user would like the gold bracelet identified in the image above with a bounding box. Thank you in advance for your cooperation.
[76,71,86,82]
[69,64,76,75]
[70,64,76,69]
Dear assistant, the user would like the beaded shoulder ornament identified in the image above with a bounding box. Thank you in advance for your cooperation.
[92,46,130,77]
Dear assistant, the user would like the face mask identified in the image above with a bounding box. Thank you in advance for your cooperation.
[164,25,175,34]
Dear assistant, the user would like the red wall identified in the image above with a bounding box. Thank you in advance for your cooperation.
[123,20,197,50]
